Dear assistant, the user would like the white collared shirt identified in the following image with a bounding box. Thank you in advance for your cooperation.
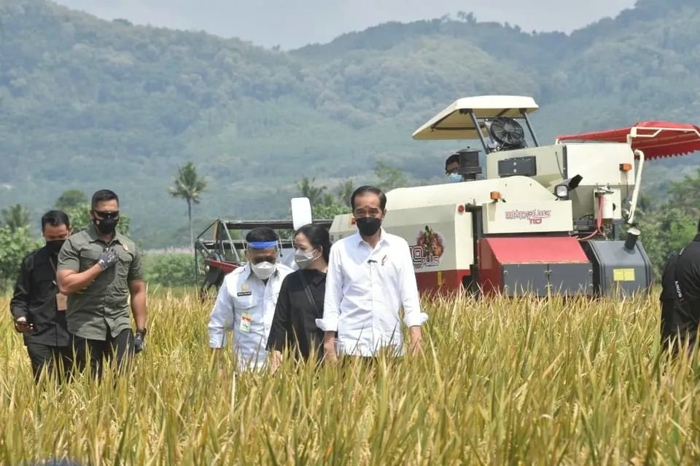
[208,262,293,371]
[316,229,428,357]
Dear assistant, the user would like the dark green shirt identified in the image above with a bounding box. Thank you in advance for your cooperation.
[57,223,144,340]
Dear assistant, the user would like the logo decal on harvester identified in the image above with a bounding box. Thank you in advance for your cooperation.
[505,209,552,225]
[409,225,444,269]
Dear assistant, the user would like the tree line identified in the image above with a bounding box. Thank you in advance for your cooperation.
[0,159,408,291]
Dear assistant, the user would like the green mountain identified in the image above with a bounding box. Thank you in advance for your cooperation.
[1,0,699,248]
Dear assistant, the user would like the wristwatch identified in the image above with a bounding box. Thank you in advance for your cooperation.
[136,328,147,337]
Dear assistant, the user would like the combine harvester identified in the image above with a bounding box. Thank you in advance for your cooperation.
[329,95,700,298]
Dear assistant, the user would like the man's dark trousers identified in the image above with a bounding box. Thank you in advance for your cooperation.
[25,342,73,383]
[72,328,135,380]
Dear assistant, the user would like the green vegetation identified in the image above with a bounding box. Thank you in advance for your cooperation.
[142,252,197,289]
[54,189,88,211]
[1,204,31,233]
[2,291,700,463]
[0,227,41,292]
[1,0,699,251]
[634,169,700,277]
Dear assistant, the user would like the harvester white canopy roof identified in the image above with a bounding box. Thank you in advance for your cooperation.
[412,95,539,140]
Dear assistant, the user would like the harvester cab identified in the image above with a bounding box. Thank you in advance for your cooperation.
[328,95,700,299]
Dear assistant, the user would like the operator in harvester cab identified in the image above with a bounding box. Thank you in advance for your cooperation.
[444,153,463,182]
[444,152,484,183]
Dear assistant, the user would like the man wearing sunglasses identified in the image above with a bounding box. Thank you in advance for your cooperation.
[57,189,147,380]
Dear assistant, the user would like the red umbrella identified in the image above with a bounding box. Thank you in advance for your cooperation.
[556,121,700,160]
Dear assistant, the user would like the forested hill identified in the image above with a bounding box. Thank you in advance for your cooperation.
[1,0,700,248]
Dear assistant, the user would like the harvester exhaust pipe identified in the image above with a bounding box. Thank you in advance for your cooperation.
[457,148,482,181]
[624,227,640,251]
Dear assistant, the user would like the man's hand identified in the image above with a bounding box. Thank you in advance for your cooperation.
[323,335,338,365]
[13,316,34,333]
[97,248,119,270]
[134,328,146,353]
[324,350,338,365]
[408,326,423,356]
[270,351,282,374]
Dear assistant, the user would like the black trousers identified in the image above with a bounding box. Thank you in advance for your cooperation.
[25,342,73,384]
[660,299,699,358]
[72,328,135,380]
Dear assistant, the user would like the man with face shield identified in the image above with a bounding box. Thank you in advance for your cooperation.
[57,189,147,380]
[208,227,293,372]
[10,210,73,383]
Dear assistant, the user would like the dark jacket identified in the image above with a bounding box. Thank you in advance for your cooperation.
[660,234,700,355]
[9,246,70,347]
[266,268,327,362]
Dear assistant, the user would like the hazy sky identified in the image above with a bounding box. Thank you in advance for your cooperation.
[54,0,637,49]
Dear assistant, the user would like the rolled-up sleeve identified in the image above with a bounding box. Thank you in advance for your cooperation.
[128,247,145,281]
[316,244,342,332]
[208,278,234,348]
[399,242,428,328]
[57,238,80,272]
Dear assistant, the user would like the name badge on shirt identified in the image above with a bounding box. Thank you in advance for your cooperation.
[240,313,252,332]
[56,293,68,312]
[238,283,251,296]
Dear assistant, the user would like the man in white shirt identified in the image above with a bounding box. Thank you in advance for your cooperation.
[316,185,428,363]
[208,227,293,372]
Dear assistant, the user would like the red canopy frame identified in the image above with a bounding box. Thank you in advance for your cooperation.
[556,121,700,160]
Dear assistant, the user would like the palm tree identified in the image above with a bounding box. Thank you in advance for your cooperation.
[296,177,327,206]
[2,204,31,232]
[168,162,208,249]
[336,179,355,208]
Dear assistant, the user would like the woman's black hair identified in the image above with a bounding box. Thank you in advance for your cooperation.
[294,223,332,264]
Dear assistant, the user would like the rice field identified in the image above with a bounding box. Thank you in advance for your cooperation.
[2,288,700,465]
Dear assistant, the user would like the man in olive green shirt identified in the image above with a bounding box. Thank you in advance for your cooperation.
[57,189,148,379]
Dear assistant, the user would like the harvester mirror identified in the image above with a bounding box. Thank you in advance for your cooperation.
[554,174,583,199]
[456,148,482,181]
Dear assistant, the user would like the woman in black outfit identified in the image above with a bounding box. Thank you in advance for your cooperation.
[267,223,331,370]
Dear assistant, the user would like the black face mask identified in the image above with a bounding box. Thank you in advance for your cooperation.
[94,217,118,235]
[356,217,382,236]
[46,239,65,255]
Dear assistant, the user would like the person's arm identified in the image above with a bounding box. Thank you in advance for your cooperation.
[127,248,147,331]
[56,239,118,295]
[316,246,342,363]
[208,278,235,358]
[9,255,34,333]
[266,275,292,372]
[129,280,147,328]
[399,242,428,355]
